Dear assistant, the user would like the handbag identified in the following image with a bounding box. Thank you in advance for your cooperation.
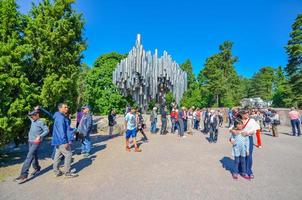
[273,119,281,125]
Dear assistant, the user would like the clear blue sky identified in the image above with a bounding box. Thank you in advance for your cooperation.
[18,0,302,77]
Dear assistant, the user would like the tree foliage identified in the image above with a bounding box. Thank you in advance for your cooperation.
[180,59,195,89]
[24,0,86,113]
[285,14,302,108]
[249,67,275,100]
[198,41,241,107]
[272,66,292,107]
[0,0,37,145]
[85,52,129,115]
[0,0,86,145]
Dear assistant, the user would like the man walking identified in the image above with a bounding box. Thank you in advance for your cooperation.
[125,107,142,152]
[160,106,168,135]
[14,110,49,183]
[209,110,219,143]
[39,103,78,178]
[288,107,301,136]
[178,107,185,138]
[78,105,93,157]
[150,107,158,133]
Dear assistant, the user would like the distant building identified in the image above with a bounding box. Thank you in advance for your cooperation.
[240,97,272,108]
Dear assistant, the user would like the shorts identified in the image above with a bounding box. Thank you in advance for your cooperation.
[126,128,137,139]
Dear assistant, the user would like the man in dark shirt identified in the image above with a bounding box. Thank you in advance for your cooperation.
[160,106,168,135]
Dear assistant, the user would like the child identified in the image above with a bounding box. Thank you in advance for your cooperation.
[230,118,250,180]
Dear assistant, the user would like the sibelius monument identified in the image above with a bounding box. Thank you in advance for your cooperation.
[113,34,187,110]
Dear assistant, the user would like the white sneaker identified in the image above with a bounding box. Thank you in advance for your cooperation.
[182,136,186,138]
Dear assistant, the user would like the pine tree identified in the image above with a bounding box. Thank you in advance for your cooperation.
[85,52,129,114]
[180,59,195,89]
[0,0,36,145]
[285,14,302,108]
[249,67,275,101]
[198,41,239,107]
[272,66,292,107]
[25,0,86,112]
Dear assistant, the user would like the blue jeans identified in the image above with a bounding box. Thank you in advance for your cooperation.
[151,120,157,133]
[234,156,246,175]
[20,142,40,177]
[81,136,91,154]
[194,120,199,129]
[171,118,176,133]
[184,119,187,132]
[178,120,184,137]
[291,119,301,136]
[246,136,254,176]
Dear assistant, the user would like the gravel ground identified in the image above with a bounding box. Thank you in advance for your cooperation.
[0,123,302,200]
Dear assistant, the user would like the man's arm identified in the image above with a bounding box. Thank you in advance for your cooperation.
[39,107,54,119]
[39,121,49,139]
[27,116,34,122]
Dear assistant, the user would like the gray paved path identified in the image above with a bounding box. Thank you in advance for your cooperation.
[1,126,302,200]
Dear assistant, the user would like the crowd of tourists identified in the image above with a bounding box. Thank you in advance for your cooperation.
[13,101,301,184]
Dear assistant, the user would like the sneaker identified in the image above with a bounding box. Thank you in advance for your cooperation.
[182,136,186,138]
[64,172,79,178]
[126,147,131,152]
[249,174,254,179]
[134,148,142,152]
[14,175,24,182]
[232,174,238,180]
[258,146,262,149]
[16,176,28,184]
[54,171,63,177]
[31,167,41,176]
[242,174,251,180]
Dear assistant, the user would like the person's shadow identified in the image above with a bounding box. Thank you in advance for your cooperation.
[219,157,235,175]
[72,144,107,173]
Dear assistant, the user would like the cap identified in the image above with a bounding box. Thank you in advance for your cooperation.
[82,105,91,110]
[28,110,39,116]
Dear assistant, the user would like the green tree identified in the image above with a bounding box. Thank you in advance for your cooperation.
[0,0,37,145]
[249,67,274,100]
[285,14,302,108]
[272,66,292,107]
[198,41,240,107]
[24,0,86,113]
[85,52,129,114]
[76,63,90,107]
[180,59,195,89]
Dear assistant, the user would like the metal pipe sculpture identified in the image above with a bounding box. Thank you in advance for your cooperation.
[113,34,187,110]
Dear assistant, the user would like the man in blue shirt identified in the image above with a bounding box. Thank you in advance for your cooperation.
[14,110,49,184]
[78,105,93,157]
[38,103,78,178]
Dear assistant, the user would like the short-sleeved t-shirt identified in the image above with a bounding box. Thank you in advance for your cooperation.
[125,113,136,130]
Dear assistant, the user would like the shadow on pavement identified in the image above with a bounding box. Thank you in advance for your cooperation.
[280,132,294,136]
[220,157,234,174]
[0,140,53,168]
[90,133,121,144]
[72,143,106,173]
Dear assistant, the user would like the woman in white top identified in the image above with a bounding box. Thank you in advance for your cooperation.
[230,110,260,179]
